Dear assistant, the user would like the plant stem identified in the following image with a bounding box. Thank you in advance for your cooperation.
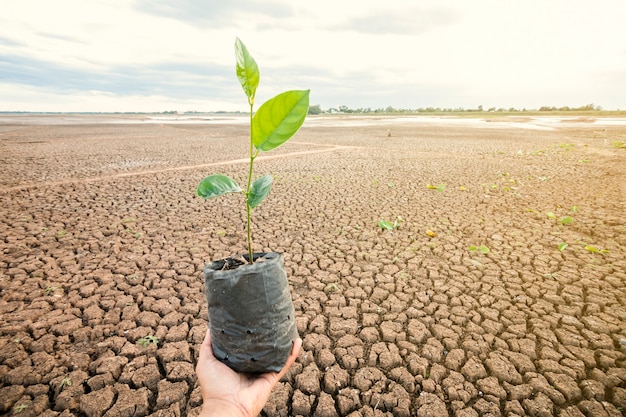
[246,99,255,263]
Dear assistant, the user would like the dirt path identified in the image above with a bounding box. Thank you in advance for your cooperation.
[0,116,624,416]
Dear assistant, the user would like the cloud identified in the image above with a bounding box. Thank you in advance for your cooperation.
[338,7,458,35]
[0,53,237,102]
[135,0,296,28]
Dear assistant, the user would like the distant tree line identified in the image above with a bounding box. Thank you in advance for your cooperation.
[307,103,605,114]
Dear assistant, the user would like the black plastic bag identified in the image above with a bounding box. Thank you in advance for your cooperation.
[204,252,298,373]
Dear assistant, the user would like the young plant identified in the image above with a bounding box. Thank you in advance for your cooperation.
[469,245,490,255]
[197,38,309,263]
[378,216,403,231]
[137,335,158,347]
[427,183,446,192]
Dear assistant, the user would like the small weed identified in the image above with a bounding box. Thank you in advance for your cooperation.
[324,283,340,293]
[387,182,395,188]
[584,245,609,255]
[559,216,573,225]
[546,212,557,219]
[216,230,227,237]
[378,216,403,231]
[577,159,590,163]
[56,230,67,237]
[60,376,72,390]
[571,206,578,213]
[44,286,58,296]
[557,242,568,252]
[313,175,322,182]
[426,183,445,192]
[13,404,28,414]
[612,140,625,149]
[137,335,159,347]
[469,245,490,255]
[536,176,550,182]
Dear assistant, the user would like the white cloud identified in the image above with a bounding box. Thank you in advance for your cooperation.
[1,0,625,111]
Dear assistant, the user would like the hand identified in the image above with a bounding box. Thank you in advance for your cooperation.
[196,329,302,417]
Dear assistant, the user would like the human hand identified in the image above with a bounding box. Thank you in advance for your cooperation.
[196,329,302,417]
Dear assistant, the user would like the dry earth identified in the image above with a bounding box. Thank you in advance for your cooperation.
[0,114,625,417]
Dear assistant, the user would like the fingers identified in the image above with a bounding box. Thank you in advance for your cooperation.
[197,328,214,373]
[276,337,302,381]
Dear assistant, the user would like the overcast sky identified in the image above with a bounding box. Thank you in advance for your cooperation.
[2,0,625,112]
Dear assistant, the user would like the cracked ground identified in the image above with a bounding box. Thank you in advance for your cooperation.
[0,115,625,416]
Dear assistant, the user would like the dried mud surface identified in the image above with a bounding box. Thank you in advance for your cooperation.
[1,115,625,416]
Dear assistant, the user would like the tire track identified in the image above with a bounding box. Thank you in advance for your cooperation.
[1,145,359,193]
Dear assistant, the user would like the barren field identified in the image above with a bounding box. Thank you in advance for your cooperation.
[1,114,625,417]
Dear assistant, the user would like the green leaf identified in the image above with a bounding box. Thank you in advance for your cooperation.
[235,37,259,101]
[197,174,242,199]
[378,220,393,230]
[560,216,573,225]
[479,245,490,254]
[558,242,568,252]
[252,90,310,152]
[248,174,273,208]
[546,212,557,219]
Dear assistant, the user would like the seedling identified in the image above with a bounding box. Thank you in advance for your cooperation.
[557,242,568,252]
[546,212,557,219]
[44,286,58,296]
[197,38,309,263]
[137,335,159,347]
[13,404,28,414]
[584,245,609,255]
[426,183,445,192]
[60,376,72,390]
[324,283,340,293]
[559,216,573,225]
[469,245,490,255]
[378,216,403,231]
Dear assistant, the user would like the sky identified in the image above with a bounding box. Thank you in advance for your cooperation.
[1,0,625,113]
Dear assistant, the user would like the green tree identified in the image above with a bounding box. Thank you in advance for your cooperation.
[308,104,322,115]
